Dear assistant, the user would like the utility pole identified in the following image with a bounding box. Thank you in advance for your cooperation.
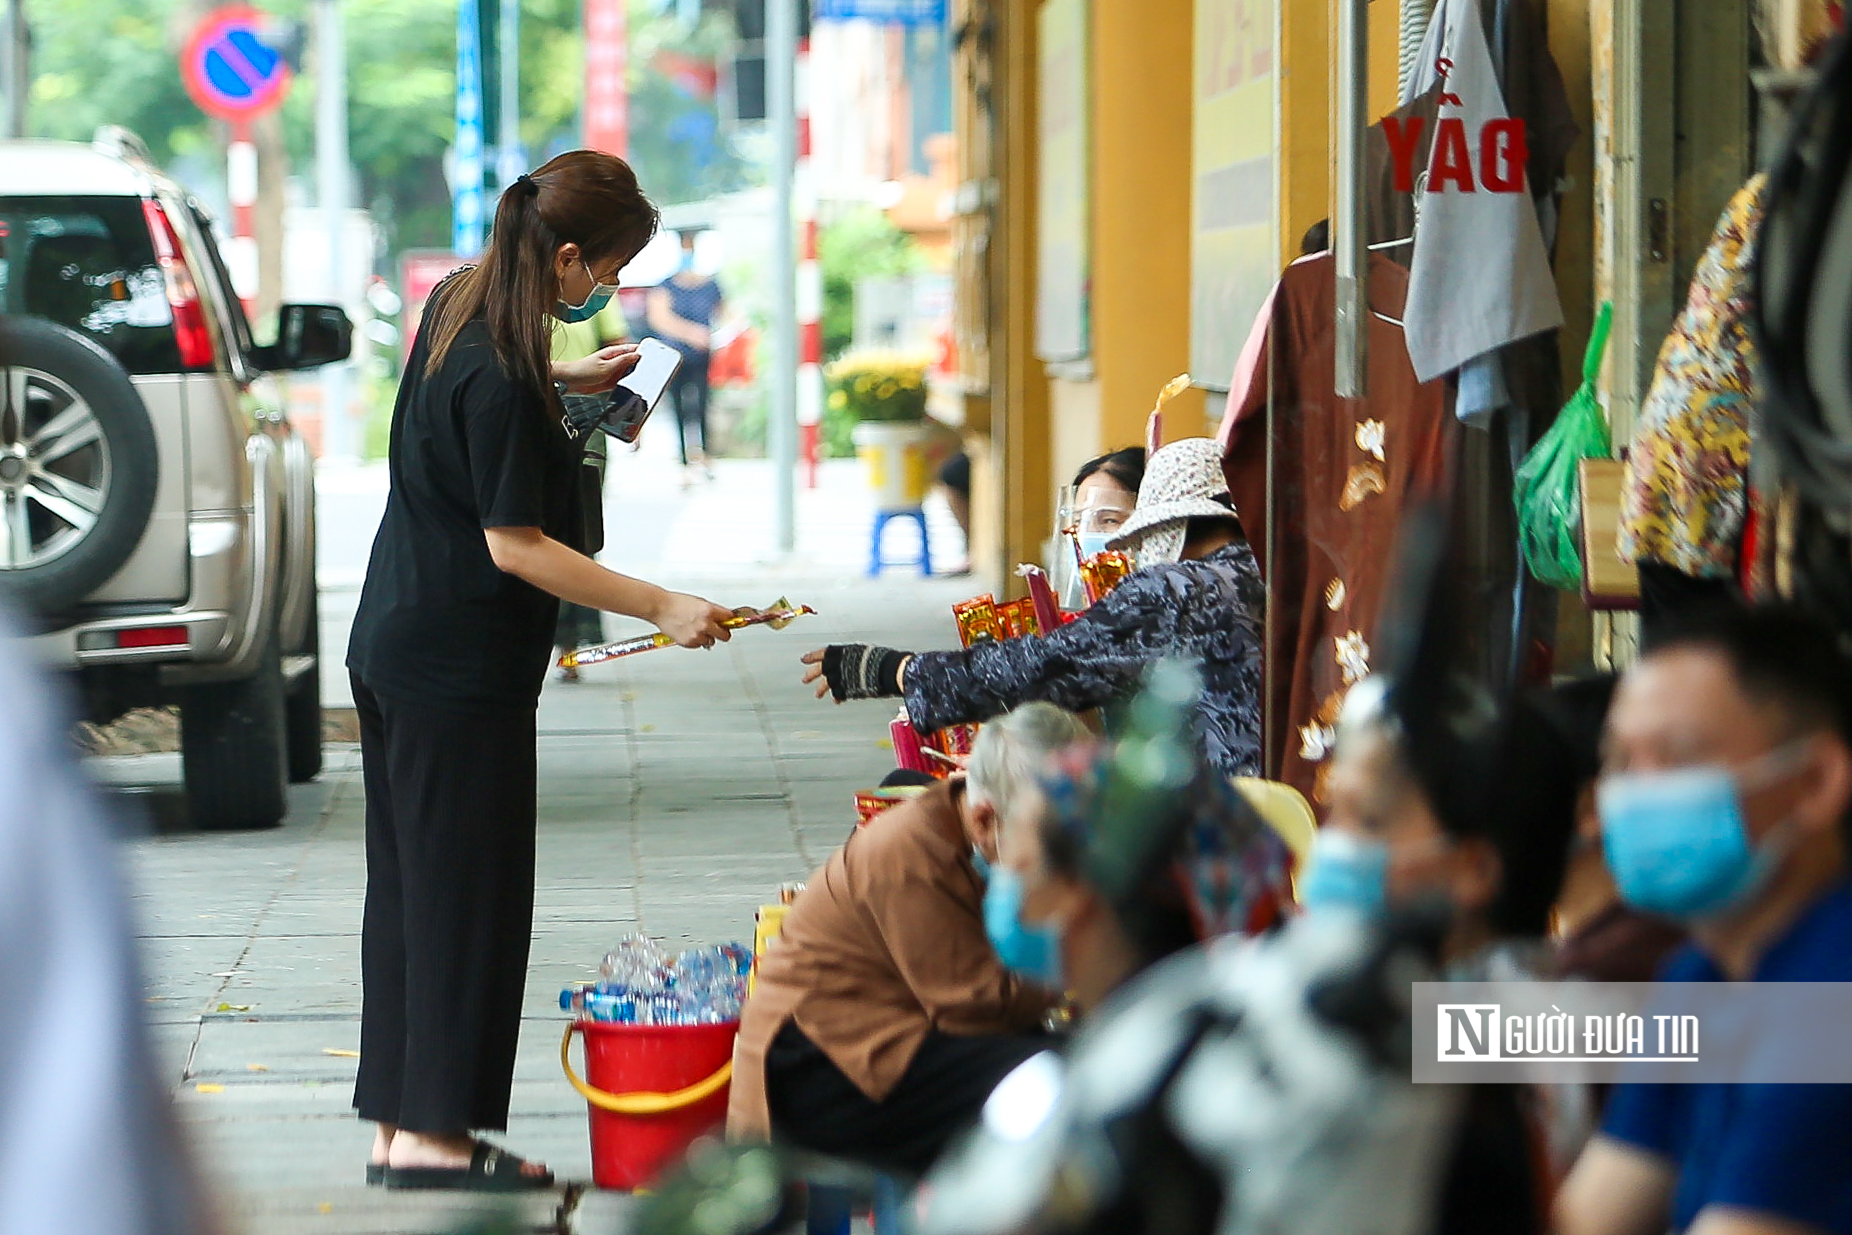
[315,0,353,459]
[768,0,798,554]
[2,0,28,139]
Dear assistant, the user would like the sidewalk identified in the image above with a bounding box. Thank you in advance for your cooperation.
[119,452,982,1235]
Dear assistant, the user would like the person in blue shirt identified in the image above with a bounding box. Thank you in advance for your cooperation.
[1557,604,1852,1235]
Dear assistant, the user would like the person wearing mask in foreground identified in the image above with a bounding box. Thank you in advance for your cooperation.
[347,152,734,1191]
[727,703,1088,1177]
[989,727,1294,1015]
[1297,675,1555,1234]
[801,438,1263,780]
[1557,605,1852,1235]
[1540,675,1689,984]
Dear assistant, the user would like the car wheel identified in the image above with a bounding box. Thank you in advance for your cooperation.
[0,317,158,616]
[286,597,323,783]
[181,629,289,830]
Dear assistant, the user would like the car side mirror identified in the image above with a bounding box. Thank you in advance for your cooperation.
[254,303,353,371]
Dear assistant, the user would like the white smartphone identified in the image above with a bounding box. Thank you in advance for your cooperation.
[604,337,684,442]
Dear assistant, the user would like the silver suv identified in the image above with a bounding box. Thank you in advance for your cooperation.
[0,129,350,830]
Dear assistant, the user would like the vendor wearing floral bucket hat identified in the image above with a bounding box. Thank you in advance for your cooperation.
[1106,437,1248,568]
[801,435,1267,780]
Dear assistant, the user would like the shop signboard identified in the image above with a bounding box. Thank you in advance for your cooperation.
[584,0,629,157]
[1190,0,1275,392]
[814,0,947,25]
[1035,0,1089,368]
[453,0,486,258]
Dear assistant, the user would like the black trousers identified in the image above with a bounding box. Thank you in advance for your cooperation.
[351,674,539,1133]
[764,1022,1051,1178]
[670,360,710,464]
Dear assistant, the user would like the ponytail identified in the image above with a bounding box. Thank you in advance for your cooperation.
[425,150,659,405]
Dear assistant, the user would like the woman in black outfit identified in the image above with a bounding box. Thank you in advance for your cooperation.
[346,151,733,1191]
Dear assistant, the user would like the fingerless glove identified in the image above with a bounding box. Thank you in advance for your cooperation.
[822,644,909,702]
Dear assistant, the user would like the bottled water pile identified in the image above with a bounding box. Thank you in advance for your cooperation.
[560,934,753,1026]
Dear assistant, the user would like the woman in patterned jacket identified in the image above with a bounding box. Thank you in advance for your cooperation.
[800,438,1265,780]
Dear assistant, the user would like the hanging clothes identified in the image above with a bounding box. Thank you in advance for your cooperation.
[1223,254,1455,804]
[1618,175,1769,581]
[1400,0,1564,385]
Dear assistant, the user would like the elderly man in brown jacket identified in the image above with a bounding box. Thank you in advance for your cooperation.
[728,703,1086,1176]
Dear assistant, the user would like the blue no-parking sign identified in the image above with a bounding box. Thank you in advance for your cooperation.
[181,7,292,122]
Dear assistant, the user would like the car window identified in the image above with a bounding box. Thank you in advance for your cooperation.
[186,202,257,363]
[0,195,183,374]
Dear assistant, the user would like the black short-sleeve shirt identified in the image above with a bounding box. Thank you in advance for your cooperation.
[348,312,585,704]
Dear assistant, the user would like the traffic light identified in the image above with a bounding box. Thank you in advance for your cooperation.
[722,0,807,125]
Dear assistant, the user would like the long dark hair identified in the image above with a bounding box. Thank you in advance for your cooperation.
[426,150,659,401]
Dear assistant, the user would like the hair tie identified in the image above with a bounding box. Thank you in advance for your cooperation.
[516,172,539,197]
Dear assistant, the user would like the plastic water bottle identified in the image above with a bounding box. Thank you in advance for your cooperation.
[600,934,668,987]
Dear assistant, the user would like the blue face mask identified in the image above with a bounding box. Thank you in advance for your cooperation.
[983,866,1064,987]
[1597,750,1801,920]
[1296,830,1390,917]
[555,261,618,323]
[970,846,992,881]
[1076,531,1114,560]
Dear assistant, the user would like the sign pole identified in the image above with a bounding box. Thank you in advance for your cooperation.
[315,0,354,459]
[769,0,797,554]
[227,119,259,317]
[797,34,822,490]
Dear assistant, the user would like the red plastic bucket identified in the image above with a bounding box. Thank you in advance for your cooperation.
[561,1019,739,1191]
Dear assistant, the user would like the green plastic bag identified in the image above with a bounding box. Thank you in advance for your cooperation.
[1513,302,1614,591]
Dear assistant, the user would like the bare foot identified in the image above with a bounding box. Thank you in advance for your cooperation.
[371,1123,397,1167]
[387,1131,550,1179]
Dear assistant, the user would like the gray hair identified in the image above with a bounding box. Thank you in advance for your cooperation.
[965,702,1091,823]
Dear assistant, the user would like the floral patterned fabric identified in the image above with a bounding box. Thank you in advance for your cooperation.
[1618,175,1768,579]
[902,543,1266,780]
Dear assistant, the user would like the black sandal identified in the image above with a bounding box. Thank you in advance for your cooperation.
[366,1162,386,1186]
[383,1142,556,1192]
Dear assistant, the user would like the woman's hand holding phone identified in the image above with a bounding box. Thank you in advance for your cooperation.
[553,344,640,395]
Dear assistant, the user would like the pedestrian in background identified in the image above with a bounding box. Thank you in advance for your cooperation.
[648,230,725,484]
[346,151,734,1191]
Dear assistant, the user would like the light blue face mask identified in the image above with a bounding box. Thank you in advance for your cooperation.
[970,846,992,881]
[1597,746,1804,920]
[1076,531,1114,560]
[555,261,618,323]
[983,866,1064,988]
[1296,829,1390,917]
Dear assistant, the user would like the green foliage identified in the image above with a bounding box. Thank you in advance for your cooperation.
[26,0,756,261]
[817,206,926,361]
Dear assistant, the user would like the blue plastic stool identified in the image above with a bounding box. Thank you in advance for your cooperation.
[868,508,932,577]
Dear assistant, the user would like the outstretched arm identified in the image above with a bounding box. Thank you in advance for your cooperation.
[482,527,732,648]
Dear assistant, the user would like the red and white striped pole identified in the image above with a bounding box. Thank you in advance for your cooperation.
[227,121,259,319]
[796,36,823,489]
